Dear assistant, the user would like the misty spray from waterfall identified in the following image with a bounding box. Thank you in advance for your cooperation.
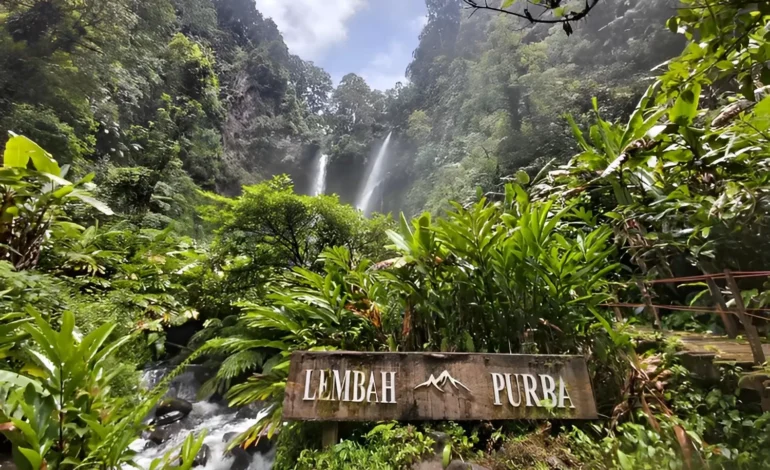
[312,152,329,196]
[357,131,393,214]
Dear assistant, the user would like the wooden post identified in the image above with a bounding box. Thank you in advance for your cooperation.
[706,277,739,339]
[724,270,766,365]
[611,290,623,322]
[612,305,624,323]
[636,279,661,329]
[321,423,338,448]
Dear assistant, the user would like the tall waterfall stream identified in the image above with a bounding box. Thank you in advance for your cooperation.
[312,153,329,196]
[357,132,393,214]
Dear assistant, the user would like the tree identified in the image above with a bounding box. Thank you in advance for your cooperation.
[288,55,333,115]
[461,0,601,34]
[329,74,380,136]
[203,175,390,291]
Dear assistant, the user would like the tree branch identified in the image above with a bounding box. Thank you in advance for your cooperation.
[461,0,601,26]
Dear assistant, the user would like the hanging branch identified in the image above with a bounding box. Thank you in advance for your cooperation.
[461,0,601,34]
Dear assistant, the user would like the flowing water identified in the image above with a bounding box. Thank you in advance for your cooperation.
[312,153,329,196]
[357,132,393,214]
[129,366,274,470]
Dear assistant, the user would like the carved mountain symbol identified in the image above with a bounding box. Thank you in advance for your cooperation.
[414,370,472,394]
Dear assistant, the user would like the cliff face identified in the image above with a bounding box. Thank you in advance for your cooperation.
[213,0,321,195]
[219,53,308,194]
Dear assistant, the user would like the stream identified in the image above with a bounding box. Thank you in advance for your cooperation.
[129,366,275,470]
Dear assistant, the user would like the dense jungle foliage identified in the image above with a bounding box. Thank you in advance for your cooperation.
[2,0,770,469]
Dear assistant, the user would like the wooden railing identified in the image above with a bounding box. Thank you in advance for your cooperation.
[604,270,770,366]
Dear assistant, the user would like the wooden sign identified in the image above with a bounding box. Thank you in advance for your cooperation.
[283,351,597,421]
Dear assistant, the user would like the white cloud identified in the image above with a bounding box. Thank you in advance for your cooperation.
[410,14,428,33]
[256,0,365,60]
[360,41,410,91]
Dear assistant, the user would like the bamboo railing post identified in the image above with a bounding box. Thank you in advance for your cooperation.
[724,270,766,365]
[636,279,661,329]
[705,277,739,339]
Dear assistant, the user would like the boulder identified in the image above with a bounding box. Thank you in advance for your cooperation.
[249,426,278,455]
[427,431,450,455]
[229,448,251,470]
[154,410,187,426]
[235,402,265,420]
[173,442,210,468]
[446,462,470,470]
[547,456,570,469]
[224,429,276,455]
[412,456,442,470]
[0,455,17,470]
[156,398,193,418]
[252,435,275,455]
[149,428,171,445]
[143,440,158,450]
[194,444,210,467]
[446,461,490,470]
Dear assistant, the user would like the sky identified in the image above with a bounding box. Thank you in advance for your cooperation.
[255,0,428,91]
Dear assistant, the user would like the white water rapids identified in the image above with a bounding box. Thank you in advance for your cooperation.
[128,367,274,470]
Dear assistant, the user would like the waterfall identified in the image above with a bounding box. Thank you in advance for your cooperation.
[312,153,329,196]
[129,366,274,470]
[357,132,393,214]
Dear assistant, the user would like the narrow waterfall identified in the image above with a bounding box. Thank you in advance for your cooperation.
[357,132,393,214]
[312,153,329,196]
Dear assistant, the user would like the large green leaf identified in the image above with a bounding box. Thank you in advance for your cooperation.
[69,191,115,216]
[3,134,60,175]
[669,83,702,125]
[0,371,44,394]
[17,447,43,470]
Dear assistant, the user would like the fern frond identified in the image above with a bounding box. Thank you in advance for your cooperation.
[218,349,264,381]
[188,318,223,346]
[226,370,287,407]
[225,404,280,452]
[198,375,228,399]
[199,337,289,356]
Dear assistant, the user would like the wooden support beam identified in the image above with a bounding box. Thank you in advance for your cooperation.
[706,277,739,339]
[636,279,661,329]
[724,270,766,366]
[322,422,339,449]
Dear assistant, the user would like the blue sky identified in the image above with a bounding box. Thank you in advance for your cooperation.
[255,0,427,90]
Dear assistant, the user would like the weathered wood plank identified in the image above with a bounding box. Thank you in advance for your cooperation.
[632,326,770,366]
[282,351,597,421]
